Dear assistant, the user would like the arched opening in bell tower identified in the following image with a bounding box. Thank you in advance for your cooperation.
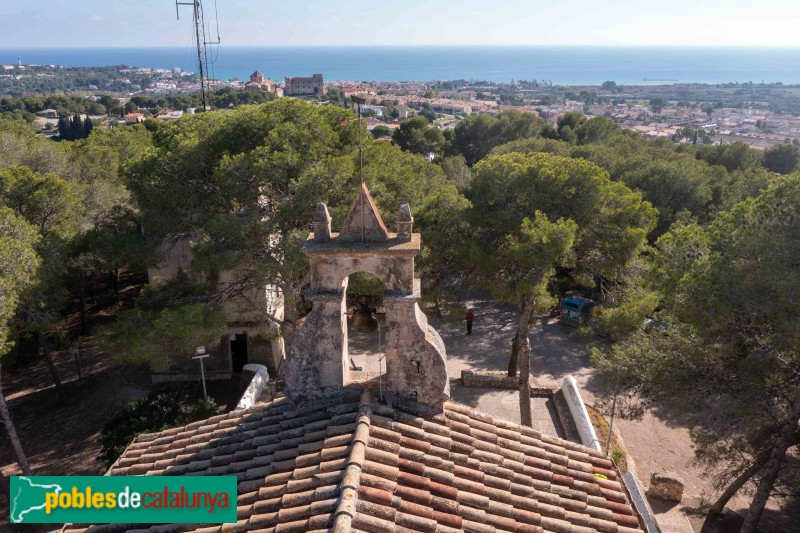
[344,271,386,387]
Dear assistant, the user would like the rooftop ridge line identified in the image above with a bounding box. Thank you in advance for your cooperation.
[332,389,373,532]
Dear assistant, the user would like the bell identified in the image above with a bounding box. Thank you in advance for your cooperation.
[352,304,378,333]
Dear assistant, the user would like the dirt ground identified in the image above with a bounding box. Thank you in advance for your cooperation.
[0,339,244,530]
[427,298,796,533]
[0,272,244,530]
[0,338,149,528]
[348,298,797,532]
[349,328,564,438]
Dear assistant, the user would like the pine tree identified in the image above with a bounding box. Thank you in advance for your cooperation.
[57,115,71,141]
[69,115,79,140]
[70,114,84,140]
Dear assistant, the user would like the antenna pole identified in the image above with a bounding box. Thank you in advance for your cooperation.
[357,98,365,243]
[177,0,216,111]
[350,95,367,243]
[192,0,208,110]
[358,99,363,184]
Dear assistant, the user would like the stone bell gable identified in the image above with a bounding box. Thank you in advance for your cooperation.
[338,182,390,243]
[285,185,449,411]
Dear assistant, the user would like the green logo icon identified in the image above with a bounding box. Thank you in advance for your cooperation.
[10,476,237,524]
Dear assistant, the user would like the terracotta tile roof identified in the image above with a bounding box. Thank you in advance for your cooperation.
[62,390,642,533]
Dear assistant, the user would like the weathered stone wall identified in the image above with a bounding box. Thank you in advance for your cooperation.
[151,334,232,383]
[148,235,284,326]
[309,249,416,294]
[147,234,286,378]
[231,325,284,375]
[383,298,449,409]
[285,291,349,404]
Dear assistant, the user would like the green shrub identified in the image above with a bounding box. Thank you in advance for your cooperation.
[98,386,218,467]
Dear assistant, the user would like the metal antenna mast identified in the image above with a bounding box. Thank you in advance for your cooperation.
[176,0,220,110]
[352,95,366,243]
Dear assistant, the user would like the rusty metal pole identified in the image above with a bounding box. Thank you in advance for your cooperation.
[605,391,617,456]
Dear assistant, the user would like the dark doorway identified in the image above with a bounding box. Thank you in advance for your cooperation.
[230,334,248,373]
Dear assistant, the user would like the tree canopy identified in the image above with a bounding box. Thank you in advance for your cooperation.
[109,99,458,363]
[391,116,445,156]
[592,174,800,531]
[0,91,797,531]
[763,142,800,174]
[464,152,656,423]
[0,208,40,356]
[451,110,550,165]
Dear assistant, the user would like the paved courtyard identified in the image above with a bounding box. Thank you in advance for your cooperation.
[348,310,563,438]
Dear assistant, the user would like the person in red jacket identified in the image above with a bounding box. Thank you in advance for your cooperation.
[465,309,475,335]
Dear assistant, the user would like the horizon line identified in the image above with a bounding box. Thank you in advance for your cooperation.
[4,44,800,50]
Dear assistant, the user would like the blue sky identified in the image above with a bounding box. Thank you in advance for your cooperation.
[2,0,799,47]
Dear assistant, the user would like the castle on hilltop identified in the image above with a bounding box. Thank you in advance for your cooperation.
[284,73,326,97]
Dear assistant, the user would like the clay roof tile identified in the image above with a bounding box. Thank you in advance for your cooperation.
[69,394,644,533]
[365,446,399,466]
[352,512,396,532]
[360,472,398,493]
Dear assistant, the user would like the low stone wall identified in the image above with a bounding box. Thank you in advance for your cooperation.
[151,371,231,384]
[461,370,518,389]
[460,370,556,396]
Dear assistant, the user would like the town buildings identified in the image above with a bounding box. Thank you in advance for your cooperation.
[245,70,283,97]
[123,112,144,124]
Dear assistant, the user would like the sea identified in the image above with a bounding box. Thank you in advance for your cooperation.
[3,46,800,85]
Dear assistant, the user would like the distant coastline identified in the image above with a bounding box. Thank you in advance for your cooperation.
[3,46,800,85]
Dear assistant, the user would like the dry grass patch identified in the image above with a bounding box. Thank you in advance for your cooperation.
[586,405,628,472]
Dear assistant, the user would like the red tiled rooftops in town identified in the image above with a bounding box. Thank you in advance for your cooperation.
[62,390,643,533]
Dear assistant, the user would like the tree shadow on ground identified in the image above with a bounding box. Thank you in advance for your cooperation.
[684,486,800,533]
[648,496,680,513]
[0,363,152,475]
[427,299,520,372]
[2,334,119,402]
[424,297,797,531]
